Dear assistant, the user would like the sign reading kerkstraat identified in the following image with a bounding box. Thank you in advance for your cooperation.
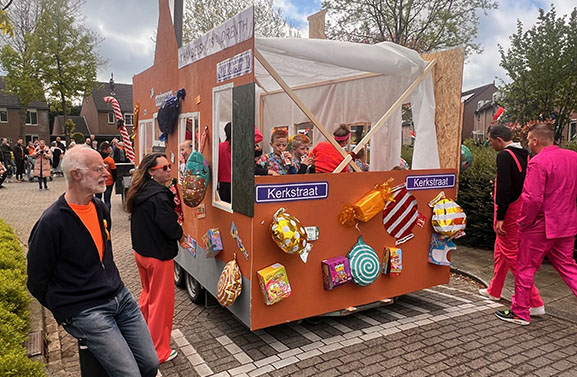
[405,173,456,191]
[178,7,254,69]
[256,182,329,203]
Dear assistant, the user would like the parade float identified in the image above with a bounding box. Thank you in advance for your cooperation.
[132,0,466,330]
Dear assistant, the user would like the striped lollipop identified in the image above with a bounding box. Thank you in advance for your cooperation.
[347,237,380,286]
[103,96,135,162]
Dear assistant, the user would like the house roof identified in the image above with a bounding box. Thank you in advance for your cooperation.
[0,77,49,109]
[461,83,497,104]
[90,82,133,113]
[55,115,90,135]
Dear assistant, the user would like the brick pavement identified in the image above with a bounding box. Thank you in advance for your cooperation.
[2,178,577,376]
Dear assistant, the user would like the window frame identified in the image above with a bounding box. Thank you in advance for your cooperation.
[26,109,38,126]
[124,113,133,125]
[211,83,234,213]
[108,112,115,124]
[0,108,7,123]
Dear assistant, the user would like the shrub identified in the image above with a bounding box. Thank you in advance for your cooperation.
[456,139,496,249]
[0,219,45,376]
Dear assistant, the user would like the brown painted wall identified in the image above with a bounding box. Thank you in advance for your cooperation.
[1,108,49,142]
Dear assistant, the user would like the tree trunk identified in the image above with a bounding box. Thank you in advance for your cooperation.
[18,106,27,141]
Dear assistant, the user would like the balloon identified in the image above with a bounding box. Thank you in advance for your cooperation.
[339,180,395,227]
[270,208,311,262]
[460,145,473,172]
[217,258,242,307]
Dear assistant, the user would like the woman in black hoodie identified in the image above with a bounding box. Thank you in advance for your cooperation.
[125,153,186,364]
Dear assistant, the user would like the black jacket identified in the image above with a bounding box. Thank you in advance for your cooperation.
[27,195,123,323]
[495,144,529,220]
[130,179,182,260]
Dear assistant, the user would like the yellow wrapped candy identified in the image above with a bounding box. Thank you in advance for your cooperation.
[271,208,312,263]
[428,191,467,238]
[339,180,395,227]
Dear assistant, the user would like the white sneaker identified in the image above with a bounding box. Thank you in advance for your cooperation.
[529,306,545,317]
[163,349,178,363]
[479,288,500,301]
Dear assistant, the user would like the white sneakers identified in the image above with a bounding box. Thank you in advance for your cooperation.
[529,305,546,317]
[479,288,500,301]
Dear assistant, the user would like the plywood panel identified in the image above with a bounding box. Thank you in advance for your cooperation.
[232,83,256,217]
[421,48,464,170]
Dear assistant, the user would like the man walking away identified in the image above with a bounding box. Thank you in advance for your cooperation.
[13,139,26,182]
[27,145,159,376]
[496,123,577,325]
[482,125,544,315]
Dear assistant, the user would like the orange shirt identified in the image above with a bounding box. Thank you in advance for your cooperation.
[68,201,104,261]
[104,156,116,186]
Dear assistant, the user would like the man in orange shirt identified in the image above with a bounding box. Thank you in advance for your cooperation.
[95,141,116,209]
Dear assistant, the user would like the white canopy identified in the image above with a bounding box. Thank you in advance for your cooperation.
[254,37,439,171]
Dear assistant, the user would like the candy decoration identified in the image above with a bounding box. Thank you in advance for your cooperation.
[270,208,311,263]
[168,178,184,224]
[428,192,467,238]
[339,180,395,227]
[382,184,419,245]
[428,233,455,266]
[460,144,473,172]
[230,222,249,260]
[217,256,242,307]
[321,256,352,290]
[257,263,291,305]
[181,126,210,208]
[203,228,223,258]
[347,237,380,286]
[103,96,135,162]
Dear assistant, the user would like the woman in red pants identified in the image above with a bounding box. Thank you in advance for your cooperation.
[125,153,188,363]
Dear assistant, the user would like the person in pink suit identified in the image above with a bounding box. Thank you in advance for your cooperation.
[481,126,544,315]
[496,123,577,325]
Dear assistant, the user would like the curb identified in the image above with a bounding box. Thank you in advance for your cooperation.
[450,267,489,288]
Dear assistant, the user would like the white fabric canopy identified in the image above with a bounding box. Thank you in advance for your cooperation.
[254,37,439,170]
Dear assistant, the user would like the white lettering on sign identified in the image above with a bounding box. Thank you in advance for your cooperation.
[178,7,254,69]
[217,50,252,83]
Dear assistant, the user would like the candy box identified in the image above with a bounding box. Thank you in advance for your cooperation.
[321,256,352,290]
[257,263,291,305]
[203,228,223,257]
[383,247,402,276]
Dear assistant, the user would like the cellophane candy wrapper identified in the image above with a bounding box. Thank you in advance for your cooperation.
[270,208,311,263]
[428,192,466,238]
[168,178,184,224]
[339,180,395,227]
[217,258,242,307]
[321,256,352,290]
[257,263,291,305]
[181,151,210,207]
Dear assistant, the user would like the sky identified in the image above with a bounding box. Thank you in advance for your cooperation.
[82,0,575,92]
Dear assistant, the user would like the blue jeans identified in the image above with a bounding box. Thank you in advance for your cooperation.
[61,286,159,377]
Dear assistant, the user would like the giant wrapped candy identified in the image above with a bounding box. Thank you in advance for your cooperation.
[217,257,242,307]
[347,237,380,286]
[339,180,395,227]
[428,192,467,238]
[181,150,209,207]
[382,184,418,245]
[270,208,311,263]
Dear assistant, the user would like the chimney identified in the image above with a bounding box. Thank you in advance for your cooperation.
[174,0,183,47]
[307,10,327,39]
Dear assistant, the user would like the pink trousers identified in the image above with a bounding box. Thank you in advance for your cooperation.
[134,252,175,363]
[512,225,577,321]
[488,197,544,308]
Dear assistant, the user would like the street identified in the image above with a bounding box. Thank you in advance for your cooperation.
[2,177,577,376]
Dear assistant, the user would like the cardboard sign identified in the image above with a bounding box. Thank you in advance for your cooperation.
[255,182,328,203]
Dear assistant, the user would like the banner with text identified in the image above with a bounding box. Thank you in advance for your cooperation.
[217,50,252,83]
[256,182,329,203]
[178,7,254,69]
[405,173,456,191]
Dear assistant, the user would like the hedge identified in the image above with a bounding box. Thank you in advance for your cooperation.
[0,219,45,376]
[456,140,497,249]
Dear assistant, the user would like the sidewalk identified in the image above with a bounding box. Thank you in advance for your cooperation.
[452,245,577,324]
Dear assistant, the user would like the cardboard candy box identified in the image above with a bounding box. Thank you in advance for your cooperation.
[321,256,352,290]
[257,263,291,305]
[382,247,403,276]
[203,228,223,257]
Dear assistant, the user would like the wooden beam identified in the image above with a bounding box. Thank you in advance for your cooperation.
[333,59,437,173]
[254,48,361,172]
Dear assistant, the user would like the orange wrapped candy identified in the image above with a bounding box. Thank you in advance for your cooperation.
[339,180,395,227]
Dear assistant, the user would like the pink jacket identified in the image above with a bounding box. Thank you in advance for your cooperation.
[518,145,577,238]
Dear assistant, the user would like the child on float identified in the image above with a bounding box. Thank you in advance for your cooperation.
[354,148,369,172]
[311,124,352,173]
[291,134,315,174]
[257,129,297,175]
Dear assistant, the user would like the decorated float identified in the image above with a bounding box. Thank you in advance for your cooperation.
[132,0,466,330]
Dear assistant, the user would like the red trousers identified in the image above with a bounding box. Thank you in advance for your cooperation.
[488,197,544,308]
[512,225,577,321]
[134,252,174,363]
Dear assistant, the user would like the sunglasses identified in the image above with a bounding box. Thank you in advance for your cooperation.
[150,163,172,171]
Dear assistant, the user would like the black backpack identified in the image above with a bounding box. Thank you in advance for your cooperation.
[157,88,186,141]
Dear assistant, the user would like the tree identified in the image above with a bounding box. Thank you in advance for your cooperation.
[322,0,497,55]
[183,0,299,43]
[499,6,577,142]
[31,0,102,143]
[0,0,44,140]
[0,0,15,37]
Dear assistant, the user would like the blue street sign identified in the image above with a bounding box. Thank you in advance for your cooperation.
[406,173,456,191]
[255,181,329,203]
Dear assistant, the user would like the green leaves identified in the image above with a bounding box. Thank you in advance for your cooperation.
[322,0,497,56]
[499,6,577,142]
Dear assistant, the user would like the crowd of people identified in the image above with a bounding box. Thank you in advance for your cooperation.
[0,135,130,191]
